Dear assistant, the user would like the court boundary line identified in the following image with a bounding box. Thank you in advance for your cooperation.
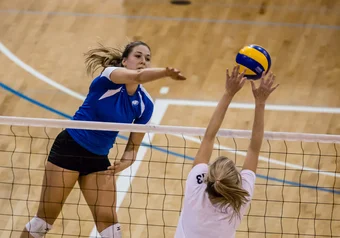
[0,42,85,101]
[156,98,340,114]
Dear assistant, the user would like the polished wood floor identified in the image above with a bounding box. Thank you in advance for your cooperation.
[0,0,340,237]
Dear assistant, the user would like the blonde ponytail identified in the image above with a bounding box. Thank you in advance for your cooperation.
[84,44,123,76]
[206,156,249,219]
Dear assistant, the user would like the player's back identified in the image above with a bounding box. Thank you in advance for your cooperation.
[175,164,256,238]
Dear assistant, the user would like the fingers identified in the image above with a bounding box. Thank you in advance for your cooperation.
[239,77,247,87]
[226,68,230,80]
[106,161,121,175]
[232,65,239,79]
[232,66,236,78]
[228,65,244,81]
[225,65,247,94]
[260,73,265,86]
[237,69,246,81]
[264,72,276,90]
[167,67,186,80]
[105,167,115,175]
[263,72,272,86]
[167,67,178,74]
[267,73,275,88]
[167,67,180,75]
[260,71,276,89]
[250,80,256,91]
[270,83,280,93]
[177,73,186,80]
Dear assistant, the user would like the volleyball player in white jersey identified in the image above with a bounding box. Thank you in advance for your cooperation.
[175,65,278,238]
[20,41,186,238]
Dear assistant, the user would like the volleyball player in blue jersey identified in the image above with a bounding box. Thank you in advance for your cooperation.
[21,41,186,238]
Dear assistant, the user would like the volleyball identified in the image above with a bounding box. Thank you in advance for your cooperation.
[235,44,271,80]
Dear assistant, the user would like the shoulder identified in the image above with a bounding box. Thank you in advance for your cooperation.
[181,163,208,199]
[186,163,209,189]
[101,67,123,80]
[190,163,209,175]
[90,67,124,91]
[240,169,256,182]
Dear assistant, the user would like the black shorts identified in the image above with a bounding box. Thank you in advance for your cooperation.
[48,130,111,176]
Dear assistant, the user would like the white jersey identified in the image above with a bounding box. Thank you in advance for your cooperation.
[175,163,256,238]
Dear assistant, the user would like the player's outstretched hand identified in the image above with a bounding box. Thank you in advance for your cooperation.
[225,65,247,96]
[166,67,186,80]
[251,71,279,104]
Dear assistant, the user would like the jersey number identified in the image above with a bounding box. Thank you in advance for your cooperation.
[196,174,205,184]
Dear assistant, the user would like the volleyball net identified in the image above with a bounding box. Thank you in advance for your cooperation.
[0,116,339,238]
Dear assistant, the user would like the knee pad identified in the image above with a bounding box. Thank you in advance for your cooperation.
[25,216,53,238]
[100,223,122,238]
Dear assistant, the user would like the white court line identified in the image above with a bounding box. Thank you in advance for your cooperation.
[0,42,85,101]
[170,134,340,178]
[156,99,340,114]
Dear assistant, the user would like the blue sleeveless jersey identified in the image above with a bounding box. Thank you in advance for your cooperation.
[67,67,154,155]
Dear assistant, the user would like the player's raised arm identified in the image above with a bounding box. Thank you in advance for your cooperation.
[193,66,246,167]
[243,72,279,173]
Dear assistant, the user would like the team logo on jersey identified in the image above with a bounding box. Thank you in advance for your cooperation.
[132,100,139,106]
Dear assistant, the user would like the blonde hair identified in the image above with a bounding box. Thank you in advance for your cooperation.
[84,41,151,76]
[205,156,249,219]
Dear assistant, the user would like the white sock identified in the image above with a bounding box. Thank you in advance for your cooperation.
[100,223,122,238]
[25,216,52,238]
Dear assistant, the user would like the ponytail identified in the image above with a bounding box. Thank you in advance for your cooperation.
[206,156,249,219]
[84,44,123,76]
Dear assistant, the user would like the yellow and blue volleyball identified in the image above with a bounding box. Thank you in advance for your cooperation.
[236,45,271,80]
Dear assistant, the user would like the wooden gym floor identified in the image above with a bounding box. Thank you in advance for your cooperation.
[0,0,340,237]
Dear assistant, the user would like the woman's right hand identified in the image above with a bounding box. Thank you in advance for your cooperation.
[251,72,279,104]
[225,65,247,96]
[165,67,186,80]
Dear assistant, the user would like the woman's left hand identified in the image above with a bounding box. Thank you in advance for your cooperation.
[106,161,122,175]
